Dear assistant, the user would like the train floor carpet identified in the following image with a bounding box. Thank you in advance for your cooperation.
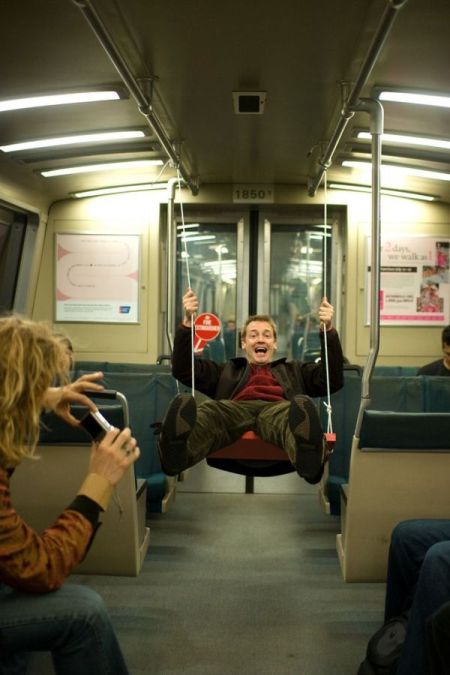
[30,491,385,675]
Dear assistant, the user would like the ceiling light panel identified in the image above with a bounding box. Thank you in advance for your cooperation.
[374,89,450,109]
[0,90,123,112]
[41,159,163,177]
[328,182,436,202]
[357,131,450,151]
[72,183,170,198]
[342,160,450,182]
[0,130,146,153]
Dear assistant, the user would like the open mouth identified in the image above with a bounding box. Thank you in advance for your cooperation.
[255,346,267,354]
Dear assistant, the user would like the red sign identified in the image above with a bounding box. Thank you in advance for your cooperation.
[194,313,221,353]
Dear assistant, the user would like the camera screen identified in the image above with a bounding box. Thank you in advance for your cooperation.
[80,411,113,441]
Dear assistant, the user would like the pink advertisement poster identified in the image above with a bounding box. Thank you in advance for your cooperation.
[366,235,449,326]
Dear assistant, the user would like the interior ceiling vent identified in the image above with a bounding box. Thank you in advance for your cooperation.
[232,91,266,115]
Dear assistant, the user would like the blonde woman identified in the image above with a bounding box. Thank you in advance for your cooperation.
[0,316,139,674]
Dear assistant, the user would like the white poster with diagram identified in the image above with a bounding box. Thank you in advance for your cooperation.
[365,235,450,326]
[55,233,140,323]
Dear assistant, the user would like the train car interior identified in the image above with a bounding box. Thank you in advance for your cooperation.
[1,0,450,673]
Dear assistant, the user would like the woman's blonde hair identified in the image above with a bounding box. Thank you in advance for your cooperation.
[0,316,69,467]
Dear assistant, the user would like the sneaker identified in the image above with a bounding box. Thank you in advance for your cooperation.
[158,394,197,475]
[288,394,326,484]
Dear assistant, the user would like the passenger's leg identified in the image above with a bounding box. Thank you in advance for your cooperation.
[159,396,258,474]
[427,601,450,675]
[384,519,450,621]
[0,583,129,675]
[257,396,325,483]
[396,540,450,675]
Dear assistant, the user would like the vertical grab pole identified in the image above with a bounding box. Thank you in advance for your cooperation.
[353,98,384,437]
[166,178,178,353]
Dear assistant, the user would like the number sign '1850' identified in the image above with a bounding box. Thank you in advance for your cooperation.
[233,184,274,204]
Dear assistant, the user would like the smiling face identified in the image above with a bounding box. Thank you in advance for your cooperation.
[241,320,277,365]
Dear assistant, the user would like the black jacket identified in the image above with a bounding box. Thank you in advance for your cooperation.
[172,324,344,401]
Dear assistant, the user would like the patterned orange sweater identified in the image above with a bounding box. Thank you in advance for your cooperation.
[0,466,97,593]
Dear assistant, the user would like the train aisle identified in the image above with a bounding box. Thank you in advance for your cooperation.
[31,492,385,675]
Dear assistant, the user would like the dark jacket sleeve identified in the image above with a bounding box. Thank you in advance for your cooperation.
[296,328,344,398]
[171,324,225,398]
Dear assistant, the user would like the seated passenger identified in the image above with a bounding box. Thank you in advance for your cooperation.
[426,599,450,674]
[0,316,139,675]
[417,325,450,376]
[359,519,450,675]
[158,288,344,483]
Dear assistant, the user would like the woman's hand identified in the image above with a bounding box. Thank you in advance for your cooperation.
[43,372,104,426]
[89,427,140,486]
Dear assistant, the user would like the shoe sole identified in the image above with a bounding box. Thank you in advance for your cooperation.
[158,394,196,475]
[288,395,324,484]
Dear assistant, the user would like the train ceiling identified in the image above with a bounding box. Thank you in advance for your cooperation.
[0,0,449,204]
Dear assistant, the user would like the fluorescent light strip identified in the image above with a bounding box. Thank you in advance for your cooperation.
[1,130,145,153]
[342,160,450,182]
[329,182,436,202]
[41,159,163,177]
[72,183,169,198]
[0,91,121,112]
[357,131,450,151]
[378,91,450,109]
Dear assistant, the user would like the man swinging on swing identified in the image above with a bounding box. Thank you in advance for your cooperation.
[158,288,344,484]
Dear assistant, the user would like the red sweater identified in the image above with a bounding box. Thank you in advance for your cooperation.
[233,364,284,401]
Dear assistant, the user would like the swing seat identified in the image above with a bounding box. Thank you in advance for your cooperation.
[210,431,288,461]
[207,431,295,480]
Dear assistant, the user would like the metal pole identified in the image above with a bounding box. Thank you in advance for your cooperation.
[354,98,384,436]
[308,0,408,197]
[72,0,198,195]
[165,178,179,353]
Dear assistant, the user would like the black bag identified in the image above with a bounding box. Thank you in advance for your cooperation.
[357,613,409,675]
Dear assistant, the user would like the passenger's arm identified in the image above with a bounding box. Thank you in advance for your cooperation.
[181,287,199,327]
[298,329,345,397]
[318,296,334,331]
[171,289,223,396]
[0,428,139,593]
[43,372,105,426]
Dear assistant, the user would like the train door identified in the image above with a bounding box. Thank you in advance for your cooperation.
[258,208,343,361]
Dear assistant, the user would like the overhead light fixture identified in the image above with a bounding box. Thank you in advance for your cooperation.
[1,130,145,153]
[328,182,437,202]
[357,131,450,151]
[375,89,450,109]
[71,182,170,198]
[41,159,163,177]
[0,90,123,112]
[342,160,450,182]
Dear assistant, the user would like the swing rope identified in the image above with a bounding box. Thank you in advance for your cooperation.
[176,167,195,398]
[321,171,335,444]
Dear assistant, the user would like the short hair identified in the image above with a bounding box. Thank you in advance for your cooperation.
[442,325,450,346]
[0,316,69,466]
[241,314,277,340]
